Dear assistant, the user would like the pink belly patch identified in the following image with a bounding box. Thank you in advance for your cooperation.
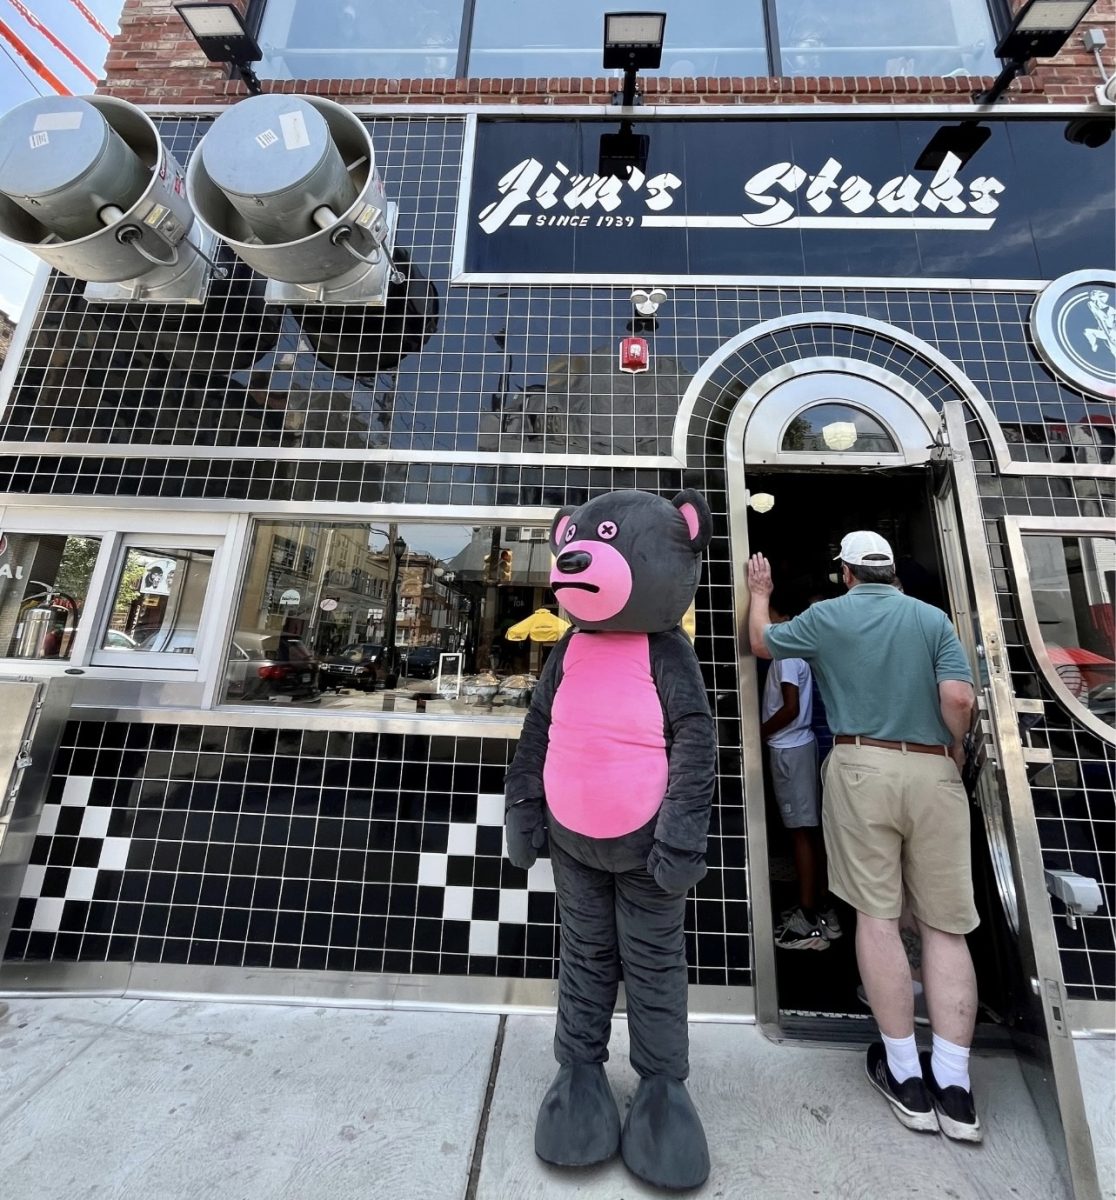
[544,632,668,838]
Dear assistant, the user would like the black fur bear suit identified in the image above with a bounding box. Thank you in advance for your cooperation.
[504,488,716,1190]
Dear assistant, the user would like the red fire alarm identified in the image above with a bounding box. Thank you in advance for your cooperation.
[619,336,649,374]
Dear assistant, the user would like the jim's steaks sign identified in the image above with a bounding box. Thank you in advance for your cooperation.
[457,116,1115,281]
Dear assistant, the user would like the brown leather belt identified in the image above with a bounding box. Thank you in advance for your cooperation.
[833,735,949,757]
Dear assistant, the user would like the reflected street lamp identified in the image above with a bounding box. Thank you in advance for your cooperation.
[381,534,407,687]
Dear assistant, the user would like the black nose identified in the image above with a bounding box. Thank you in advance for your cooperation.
[556,550,592,574]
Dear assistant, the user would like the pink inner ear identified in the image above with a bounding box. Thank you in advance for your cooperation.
[678,502,701,542]
[553,515,570,545]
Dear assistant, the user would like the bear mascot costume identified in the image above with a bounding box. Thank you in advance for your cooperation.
[504,488,716,1191]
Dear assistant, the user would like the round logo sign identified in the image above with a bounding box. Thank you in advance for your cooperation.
[319,598,338,612]
[1030,270,1116,399]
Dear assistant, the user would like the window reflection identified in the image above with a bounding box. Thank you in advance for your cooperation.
[0,534,100,659]
[781,403,898,454]
[100,547,215,655]
[225,521,557,718]
[775,0,998,78]
[1024,535,1116,726]
[469,0,766,78]
[258,0,463,79]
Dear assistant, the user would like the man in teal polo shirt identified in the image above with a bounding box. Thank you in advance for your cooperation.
[748,532,982,1144]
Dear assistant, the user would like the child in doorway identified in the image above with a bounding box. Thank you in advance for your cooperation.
[762,595,841,950]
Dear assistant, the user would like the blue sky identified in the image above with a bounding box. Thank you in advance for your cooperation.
[0,0,123,320]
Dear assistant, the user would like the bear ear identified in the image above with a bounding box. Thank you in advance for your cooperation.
[549,506,577,554]
[672,489,712,553]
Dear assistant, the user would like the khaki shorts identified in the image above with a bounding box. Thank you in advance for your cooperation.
[821,743,979,934]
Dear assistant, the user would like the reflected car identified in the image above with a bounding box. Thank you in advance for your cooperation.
[320,642,385,692]
[402,645,442,680]
[226,632,320,703]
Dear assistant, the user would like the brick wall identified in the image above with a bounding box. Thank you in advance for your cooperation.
[100,0,1115,106]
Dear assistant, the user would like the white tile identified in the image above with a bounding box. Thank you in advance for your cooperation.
[446,822,478,856]
[443,886,474,921]
[498,890,529,924]
[60,777,92,807]
[476,793,505,826]
[79,806,112,839]
[19,864,45,899]
[36,804,61,837]
[30,897,65,932]
[97,838,131,871]
[526,857,555,892]
[65,868,99,902]
[417,852,448,887]
[469,920,500,956]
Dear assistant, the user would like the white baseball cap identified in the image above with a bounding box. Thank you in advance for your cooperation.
[835,531,894,566]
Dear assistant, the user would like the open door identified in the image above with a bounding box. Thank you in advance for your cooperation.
[933,401,1101,1200]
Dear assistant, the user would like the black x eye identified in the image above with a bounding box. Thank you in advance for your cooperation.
[564,523,577,543]
[597,521,618,540]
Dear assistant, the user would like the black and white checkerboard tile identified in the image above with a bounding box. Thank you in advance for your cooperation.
[19,776,131,934]
[419,793,556,957]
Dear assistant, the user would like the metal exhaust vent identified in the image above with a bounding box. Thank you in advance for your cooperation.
[186,95,401,306]
[0,95,219,305]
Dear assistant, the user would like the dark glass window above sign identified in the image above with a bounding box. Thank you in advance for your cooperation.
[252,0,998,80]
[459,116,1116,283]
[469,0,767,79]
[257,0,464,80]
[774,0,997,79]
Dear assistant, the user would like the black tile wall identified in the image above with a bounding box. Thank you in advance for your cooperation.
[3,721,751,986]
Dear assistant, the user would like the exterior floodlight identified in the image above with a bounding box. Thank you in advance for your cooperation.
[175,3,263,95]
[975,0,1097,104]
[603,12,666,107]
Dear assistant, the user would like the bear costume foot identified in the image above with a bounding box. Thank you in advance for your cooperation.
[534,1063,621,1167]
[621,1075,710,1191]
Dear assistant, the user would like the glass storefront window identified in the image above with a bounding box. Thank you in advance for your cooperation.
[99,547,215,657]
[1023,534,1116,727]
[781,404,898,454]
[0,533,100,659]
[224,521,555,719]
[257,0,463,80]
[469,0,767,78]
[774,0,998,78]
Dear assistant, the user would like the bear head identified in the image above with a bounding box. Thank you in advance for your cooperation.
[548,489,712,633]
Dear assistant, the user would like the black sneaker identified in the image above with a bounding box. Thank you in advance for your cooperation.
[865,1042,938,1133]
[920,1051,983,1143]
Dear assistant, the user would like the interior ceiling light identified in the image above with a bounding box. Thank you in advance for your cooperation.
[746,492,775,513]
[821,422,859,451]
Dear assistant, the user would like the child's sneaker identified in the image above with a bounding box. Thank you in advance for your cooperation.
[818,903,843,941]
[774,906,829,951]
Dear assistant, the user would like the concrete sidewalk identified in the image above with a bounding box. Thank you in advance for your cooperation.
[0,996,1088,1199]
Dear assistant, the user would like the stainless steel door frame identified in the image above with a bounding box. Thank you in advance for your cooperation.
[0,677,74,959]
[938,402,1101,1200]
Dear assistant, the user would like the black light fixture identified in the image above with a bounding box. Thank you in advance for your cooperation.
[603,12,666,107]
[175,3,264,96]
[975,0,1098,105]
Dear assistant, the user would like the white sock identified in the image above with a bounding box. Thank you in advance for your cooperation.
[931,1033,971,1091]
[881,1032,921,1083]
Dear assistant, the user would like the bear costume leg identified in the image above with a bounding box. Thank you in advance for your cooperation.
[536,834,622,1166]
[615,862,710,1190]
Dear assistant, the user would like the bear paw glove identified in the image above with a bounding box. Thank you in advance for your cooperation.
[506,797,547,870]
[647,841,707,896]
